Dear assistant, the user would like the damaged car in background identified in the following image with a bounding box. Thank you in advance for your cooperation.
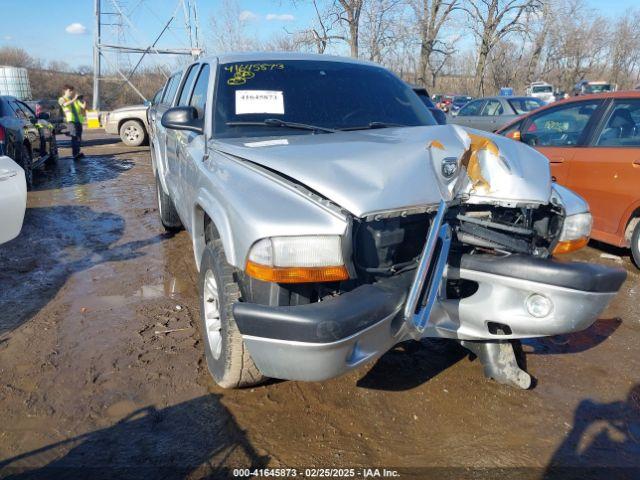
[150,53,627,390]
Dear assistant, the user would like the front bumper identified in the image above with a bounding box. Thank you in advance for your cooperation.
[232,254,626,381]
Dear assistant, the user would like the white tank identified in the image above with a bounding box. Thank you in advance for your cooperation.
[0,66,32,100]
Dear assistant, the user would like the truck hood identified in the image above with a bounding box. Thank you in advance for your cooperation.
[214,125,551,218]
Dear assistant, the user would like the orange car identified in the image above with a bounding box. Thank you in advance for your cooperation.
[497,91,640,267]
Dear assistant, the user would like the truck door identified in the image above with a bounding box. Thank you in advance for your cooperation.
[179,63,211,221]
[165,64,200,200]
[152,72,181,184]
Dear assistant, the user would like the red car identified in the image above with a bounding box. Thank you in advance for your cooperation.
[497,91,640,266]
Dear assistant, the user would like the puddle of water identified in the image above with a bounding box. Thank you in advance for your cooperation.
[74,277,189,312]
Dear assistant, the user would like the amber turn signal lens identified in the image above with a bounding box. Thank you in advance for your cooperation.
[245,260,349,283]
[553,236,589,255]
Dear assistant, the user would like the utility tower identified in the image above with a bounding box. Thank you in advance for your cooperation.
[93,0,202,110]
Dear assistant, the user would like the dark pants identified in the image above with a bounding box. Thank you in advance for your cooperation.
[68,122,83,157]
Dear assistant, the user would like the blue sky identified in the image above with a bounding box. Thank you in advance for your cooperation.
[0,0,636,68]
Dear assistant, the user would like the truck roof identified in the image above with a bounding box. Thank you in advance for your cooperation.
[202,51,385,68]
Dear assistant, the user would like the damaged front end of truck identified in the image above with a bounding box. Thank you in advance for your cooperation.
[223,124,626,389]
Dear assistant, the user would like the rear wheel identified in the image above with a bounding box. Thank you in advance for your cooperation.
[119,120,147,147]
[154,173,182,231]
[198,232,265,388]
[631,221,640,269]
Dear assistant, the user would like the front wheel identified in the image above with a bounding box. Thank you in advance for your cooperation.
[198,236,266,388]
[119,120,147,147]
[631,221,640,269]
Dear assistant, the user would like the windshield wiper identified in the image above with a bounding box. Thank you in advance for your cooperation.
[226,118,337,134]
[338,121,408,131]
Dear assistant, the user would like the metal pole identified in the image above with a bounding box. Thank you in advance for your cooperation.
[92,0,101,110]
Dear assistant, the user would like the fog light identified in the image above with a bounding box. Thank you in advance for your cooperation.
[525,294,553,318]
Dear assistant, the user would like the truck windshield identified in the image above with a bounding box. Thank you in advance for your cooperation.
[532,85,553,93]
[213,60,436,138]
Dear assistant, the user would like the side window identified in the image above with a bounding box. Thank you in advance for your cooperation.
[523,101,601,147]
[459,100,485,116]
[481,100,504,116]
[10,101,28,120]
[177,65,200,106]
[152,89,163,105]
[596,100,640,147]
[189,64,210,120]
[18,101,35,118]
[162,74,180,105]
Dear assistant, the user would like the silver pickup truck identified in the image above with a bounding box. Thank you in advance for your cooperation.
[149,52,626,390]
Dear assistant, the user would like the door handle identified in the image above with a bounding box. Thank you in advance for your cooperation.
[633,159,640,167]
[551,176,557,182]
[549,157,565,163]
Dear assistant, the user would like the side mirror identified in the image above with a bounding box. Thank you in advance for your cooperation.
[37,112,50,121]
[505,130,521,141]
[161,106,203,134]
[143,100,151,107]
[429,108,447,125]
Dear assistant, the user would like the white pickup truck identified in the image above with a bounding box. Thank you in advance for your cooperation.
[147,52,626,390]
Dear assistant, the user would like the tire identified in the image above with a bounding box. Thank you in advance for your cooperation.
[198,234,266,388]
[154,173,182,231]
[19,144,34,190]
[45,135,58,166]
[119,120,147,147]
[631,221,640,269]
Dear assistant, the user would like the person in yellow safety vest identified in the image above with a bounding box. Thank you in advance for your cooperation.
[58,84,86,160]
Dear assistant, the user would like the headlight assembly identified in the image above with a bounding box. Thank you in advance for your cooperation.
[245,235,349,283]
[553,212,592,254]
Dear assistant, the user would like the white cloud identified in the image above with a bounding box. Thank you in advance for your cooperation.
[238,10,258,22]
[65,23,88,35]
[3,35,12,41]
[266,13,295,21]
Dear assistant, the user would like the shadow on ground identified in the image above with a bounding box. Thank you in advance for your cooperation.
[544,384,640,480]
[0,394,268,479]
[523,318,622,355]
[0,205,171,335]
[356,338,468,391]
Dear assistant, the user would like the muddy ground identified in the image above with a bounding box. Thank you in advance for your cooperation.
[0,131,638,479]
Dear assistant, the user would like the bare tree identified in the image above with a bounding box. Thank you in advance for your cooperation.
[291,0,344,53]
[464,0,542,95]
[360,0,405,63]
[410,0,460,87]
[209,0,258,52]
[336,0,365,57]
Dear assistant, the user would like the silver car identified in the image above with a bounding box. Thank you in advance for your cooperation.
[450,96,544,132]
[102,104,150,146]
[149,52,625,390]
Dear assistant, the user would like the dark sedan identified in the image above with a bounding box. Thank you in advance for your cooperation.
[449,96,544,132]
[0,95,58,189]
